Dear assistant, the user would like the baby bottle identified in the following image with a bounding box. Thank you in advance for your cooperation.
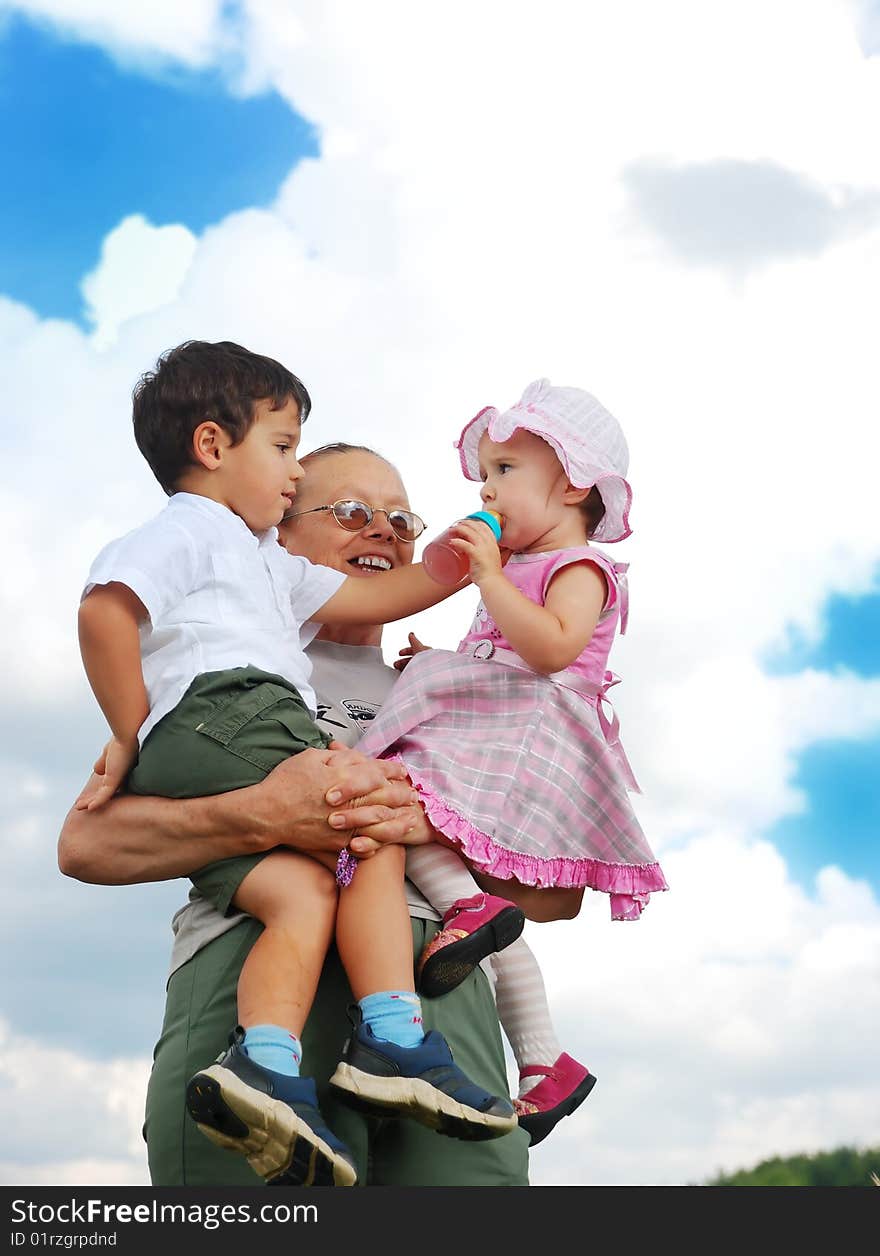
[422,509,503,585]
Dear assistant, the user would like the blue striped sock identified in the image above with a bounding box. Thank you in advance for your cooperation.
[359,991,424,1048]
[241,1024,302,1077]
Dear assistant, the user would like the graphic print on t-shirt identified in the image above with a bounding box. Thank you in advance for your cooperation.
[315,703,347,731]
[315,698,382,736]
[341,699,381,725]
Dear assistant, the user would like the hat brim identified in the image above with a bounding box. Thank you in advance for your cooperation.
[455,405,632,543]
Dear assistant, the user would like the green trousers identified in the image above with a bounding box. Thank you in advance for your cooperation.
[145,917,530,1186]
[129,667,329,914]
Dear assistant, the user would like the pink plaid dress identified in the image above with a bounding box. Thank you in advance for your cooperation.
[357,547,668,919]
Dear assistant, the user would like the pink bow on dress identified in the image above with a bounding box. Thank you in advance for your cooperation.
[595,669,641,793]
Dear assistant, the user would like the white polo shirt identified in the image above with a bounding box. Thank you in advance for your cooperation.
[83,493,346,743]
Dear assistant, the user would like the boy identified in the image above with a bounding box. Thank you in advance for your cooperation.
[78,341,516,1187]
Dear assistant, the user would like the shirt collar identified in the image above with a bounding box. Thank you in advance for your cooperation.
[169,492,279,548]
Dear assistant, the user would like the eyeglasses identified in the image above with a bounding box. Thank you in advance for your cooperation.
[283,499,426,543]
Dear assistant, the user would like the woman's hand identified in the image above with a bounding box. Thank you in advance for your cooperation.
[236,744,409,852]
[393,631,432,672]
[315,743,421,858]
[324,752,434,858]
[348,792,433,856]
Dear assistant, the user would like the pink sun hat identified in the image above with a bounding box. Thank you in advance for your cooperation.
[455,378,633,543]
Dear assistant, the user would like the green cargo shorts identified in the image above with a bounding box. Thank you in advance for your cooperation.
[145,917,530,1186]
[128,667,330,914]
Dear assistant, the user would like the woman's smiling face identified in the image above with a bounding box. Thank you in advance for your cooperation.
[279,448,416,575]
[277,447,417,646]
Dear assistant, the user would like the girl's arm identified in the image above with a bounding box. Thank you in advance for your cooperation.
[451,521,606,674]
[77,582,150,810]
[312,562,468,626]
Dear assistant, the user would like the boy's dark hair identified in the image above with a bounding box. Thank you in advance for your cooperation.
[132,340,311,494]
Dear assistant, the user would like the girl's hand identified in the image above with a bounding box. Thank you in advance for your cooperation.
[449,519,504,587]
[75,736,138,811]
[394,631,431,672]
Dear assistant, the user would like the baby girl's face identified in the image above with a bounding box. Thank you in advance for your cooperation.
[477,429,573,551]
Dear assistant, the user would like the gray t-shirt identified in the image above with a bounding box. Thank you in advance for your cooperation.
[167,639,437,977]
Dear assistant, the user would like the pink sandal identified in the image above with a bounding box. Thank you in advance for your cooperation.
[417,893,525,998]
[513,1053,596,1145]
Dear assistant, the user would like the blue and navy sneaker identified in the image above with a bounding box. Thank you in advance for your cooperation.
[186,1028,358,1186]
[329,1007,517,1141]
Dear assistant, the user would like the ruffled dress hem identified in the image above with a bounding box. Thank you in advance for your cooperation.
[399,759,669,921]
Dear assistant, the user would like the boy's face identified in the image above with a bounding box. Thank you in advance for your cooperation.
[220,396,304,533]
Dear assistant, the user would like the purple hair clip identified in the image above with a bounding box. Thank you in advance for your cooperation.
[335,847,358,888]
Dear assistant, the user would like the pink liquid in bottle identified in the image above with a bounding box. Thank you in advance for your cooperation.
[422,510,503,584]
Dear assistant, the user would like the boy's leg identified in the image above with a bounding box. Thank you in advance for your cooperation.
[302,918,529,1184]
[336,844,416,1000]
[146,920,265,1186]
[146,917,528,1186]
[327,850,517,1142]
[233,850,337,1036]
[366,920,531,1185]
[184,845,361,1185]
[148,902,360,1188]
[134,670,361,1184]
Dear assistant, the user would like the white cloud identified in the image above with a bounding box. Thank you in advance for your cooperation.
[82,215,198,349]
[849,0,880,55]
[1,0,879,1186]
[525,836,880,1184]
[0,1020,150,1183]
[622,158,880,272]
[1,0,227,69]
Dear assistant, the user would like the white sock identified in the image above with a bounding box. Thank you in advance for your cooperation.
[490,938,562,1096]
[407,847,562,1095]
[406,844,481,916]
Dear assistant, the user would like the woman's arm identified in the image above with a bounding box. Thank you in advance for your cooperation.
[58,747,420,885]
[313,562,468,626]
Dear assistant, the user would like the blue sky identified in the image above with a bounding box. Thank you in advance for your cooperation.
[766,586,880,890]
[0,14,317,322]
[768,585,880,678]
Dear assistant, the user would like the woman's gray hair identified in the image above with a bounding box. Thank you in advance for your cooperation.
[300,442,396,470]
[280,443,405,525]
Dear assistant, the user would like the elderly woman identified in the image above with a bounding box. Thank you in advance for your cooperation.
[59,442,532,1186]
